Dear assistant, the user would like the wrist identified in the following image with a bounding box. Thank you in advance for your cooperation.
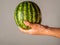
[41,26,55,36]
[47,27,60,38]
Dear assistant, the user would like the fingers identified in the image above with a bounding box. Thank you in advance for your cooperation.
[18,27,32,34]
[18,27,28,33]
[18,27,35,35]
[24,21,33,28]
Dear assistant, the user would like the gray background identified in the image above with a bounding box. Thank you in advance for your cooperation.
[0,0,60,45]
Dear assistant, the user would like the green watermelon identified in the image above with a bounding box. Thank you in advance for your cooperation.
[14,1,41,29]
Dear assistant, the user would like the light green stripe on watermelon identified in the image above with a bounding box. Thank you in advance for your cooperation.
[21,2,26,29]
[22,2,28,29]
[28,2,32,22]
[18,11,20,21]
[31,4,36,23]
[18,3,24,28]
[18,3,22,27]
[19,3,22,10]
[24,2,27,20]
[18,3,22,21]
[14,10,19,26]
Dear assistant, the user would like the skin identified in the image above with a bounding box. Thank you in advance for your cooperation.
[18,21,60,38]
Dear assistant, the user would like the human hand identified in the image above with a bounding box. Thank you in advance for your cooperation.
[18,21,50,35]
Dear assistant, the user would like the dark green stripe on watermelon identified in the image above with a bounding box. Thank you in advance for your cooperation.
[28,2,32,22]
[25,2,29,21]
[29,3,33,23]
[31,2,38,23]
[34,3,41,24]
[14,5,19,25]
[33,3,40,24]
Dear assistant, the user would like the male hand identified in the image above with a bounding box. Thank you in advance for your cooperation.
[18,21,50,35]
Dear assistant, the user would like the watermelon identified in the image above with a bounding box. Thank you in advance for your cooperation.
[14,1,41,29]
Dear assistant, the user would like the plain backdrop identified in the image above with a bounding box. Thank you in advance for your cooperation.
[0,0,60,45]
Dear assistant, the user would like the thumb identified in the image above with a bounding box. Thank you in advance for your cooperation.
[24,21,33,27]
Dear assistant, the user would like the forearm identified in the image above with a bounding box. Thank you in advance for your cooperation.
[47,27,60,38]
